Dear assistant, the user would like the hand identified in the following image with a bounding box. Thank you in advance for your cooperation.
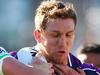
[53,64,85,75]
[30,56,54,75]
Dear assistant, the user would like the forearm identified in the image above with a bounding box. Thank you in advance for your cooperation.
[3,57,53,75]
[3,57,40,75]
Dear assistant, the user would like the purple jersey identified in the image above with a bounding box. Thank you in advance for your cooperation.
[68,53,100,75]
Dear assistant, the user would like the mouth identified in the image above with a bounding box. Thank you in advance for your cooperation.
[58,51,65,53]
[57,51,66,55]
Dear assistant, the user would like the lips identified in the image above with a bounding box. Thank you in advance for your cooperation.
[58,51,65,53]
[57,50,66,56]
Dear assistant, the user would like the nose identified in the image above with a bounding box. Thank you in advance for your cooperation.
[58,35,67,48]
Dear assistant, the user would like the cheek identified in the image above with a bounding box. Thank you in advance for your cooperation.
[67,37,74,50]
[69,36,75,45]
[46,39,57,51]
[47,38,57,45]
[41,35,57,47]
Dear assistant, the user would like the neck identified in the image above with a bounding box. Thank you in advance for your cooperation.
[44,55,68,65]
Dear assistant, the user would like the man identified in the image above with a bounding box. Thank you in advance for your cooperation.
[77,43,100,68]
[17,0,100,75]
[0,47,53,75]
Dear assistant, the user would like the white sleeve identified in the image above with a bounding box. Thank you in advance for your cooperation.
[0,47,13,75]
[17,47,33,65]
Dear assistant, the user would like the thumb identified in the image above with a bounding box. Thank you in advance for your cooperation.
[33,56,42,64]
[33,53,47,64]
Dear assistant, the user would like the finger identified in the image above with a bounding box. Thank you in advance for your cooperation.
[33,56,42,64]
[49,68,54,74]
[48,63,53,68]
[53,64,68,74]
[77,68,85,75]
[36,53,47,63]
[53,65,65,75]
[33,53,47,64]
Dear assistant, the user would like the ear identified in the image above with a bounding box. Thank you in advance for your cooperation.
[33,30,41,43]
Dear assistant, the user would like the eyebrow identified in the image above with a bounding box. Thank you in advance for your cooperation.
[50,30,74,33]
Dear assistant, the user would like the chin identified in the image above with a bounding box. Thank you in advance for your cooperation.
[53,57,67,65]
[54,60,66,65]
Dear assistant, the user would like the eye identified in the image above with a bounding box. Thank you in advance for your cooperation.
[66,32,74,37]
[51,32,60,38]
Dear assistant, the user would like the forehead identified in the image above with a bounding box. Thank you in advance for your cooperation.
[46,18,75,32]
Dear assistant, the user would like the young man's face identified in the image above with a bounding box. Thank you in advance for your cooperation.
[35,18,75,64]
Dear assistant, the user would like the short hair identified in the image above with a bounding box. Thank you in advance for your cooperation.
[34,0,77,31]
[78,43,100,54]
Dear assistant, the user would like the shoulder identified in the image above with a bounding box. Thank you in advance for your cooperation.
[69,53,100,75]
[0,47,12,75]
[18,47,32,53]
[0,47,12,61]
[17,47,37,57]
[17,47,38,65]
[0,47,8,56]
[17,47,32,56]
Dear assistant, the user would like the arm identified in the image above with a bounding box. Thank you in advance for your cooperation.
[3,57,36,75]
[3,57,54,75]
[0,47,53,75]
